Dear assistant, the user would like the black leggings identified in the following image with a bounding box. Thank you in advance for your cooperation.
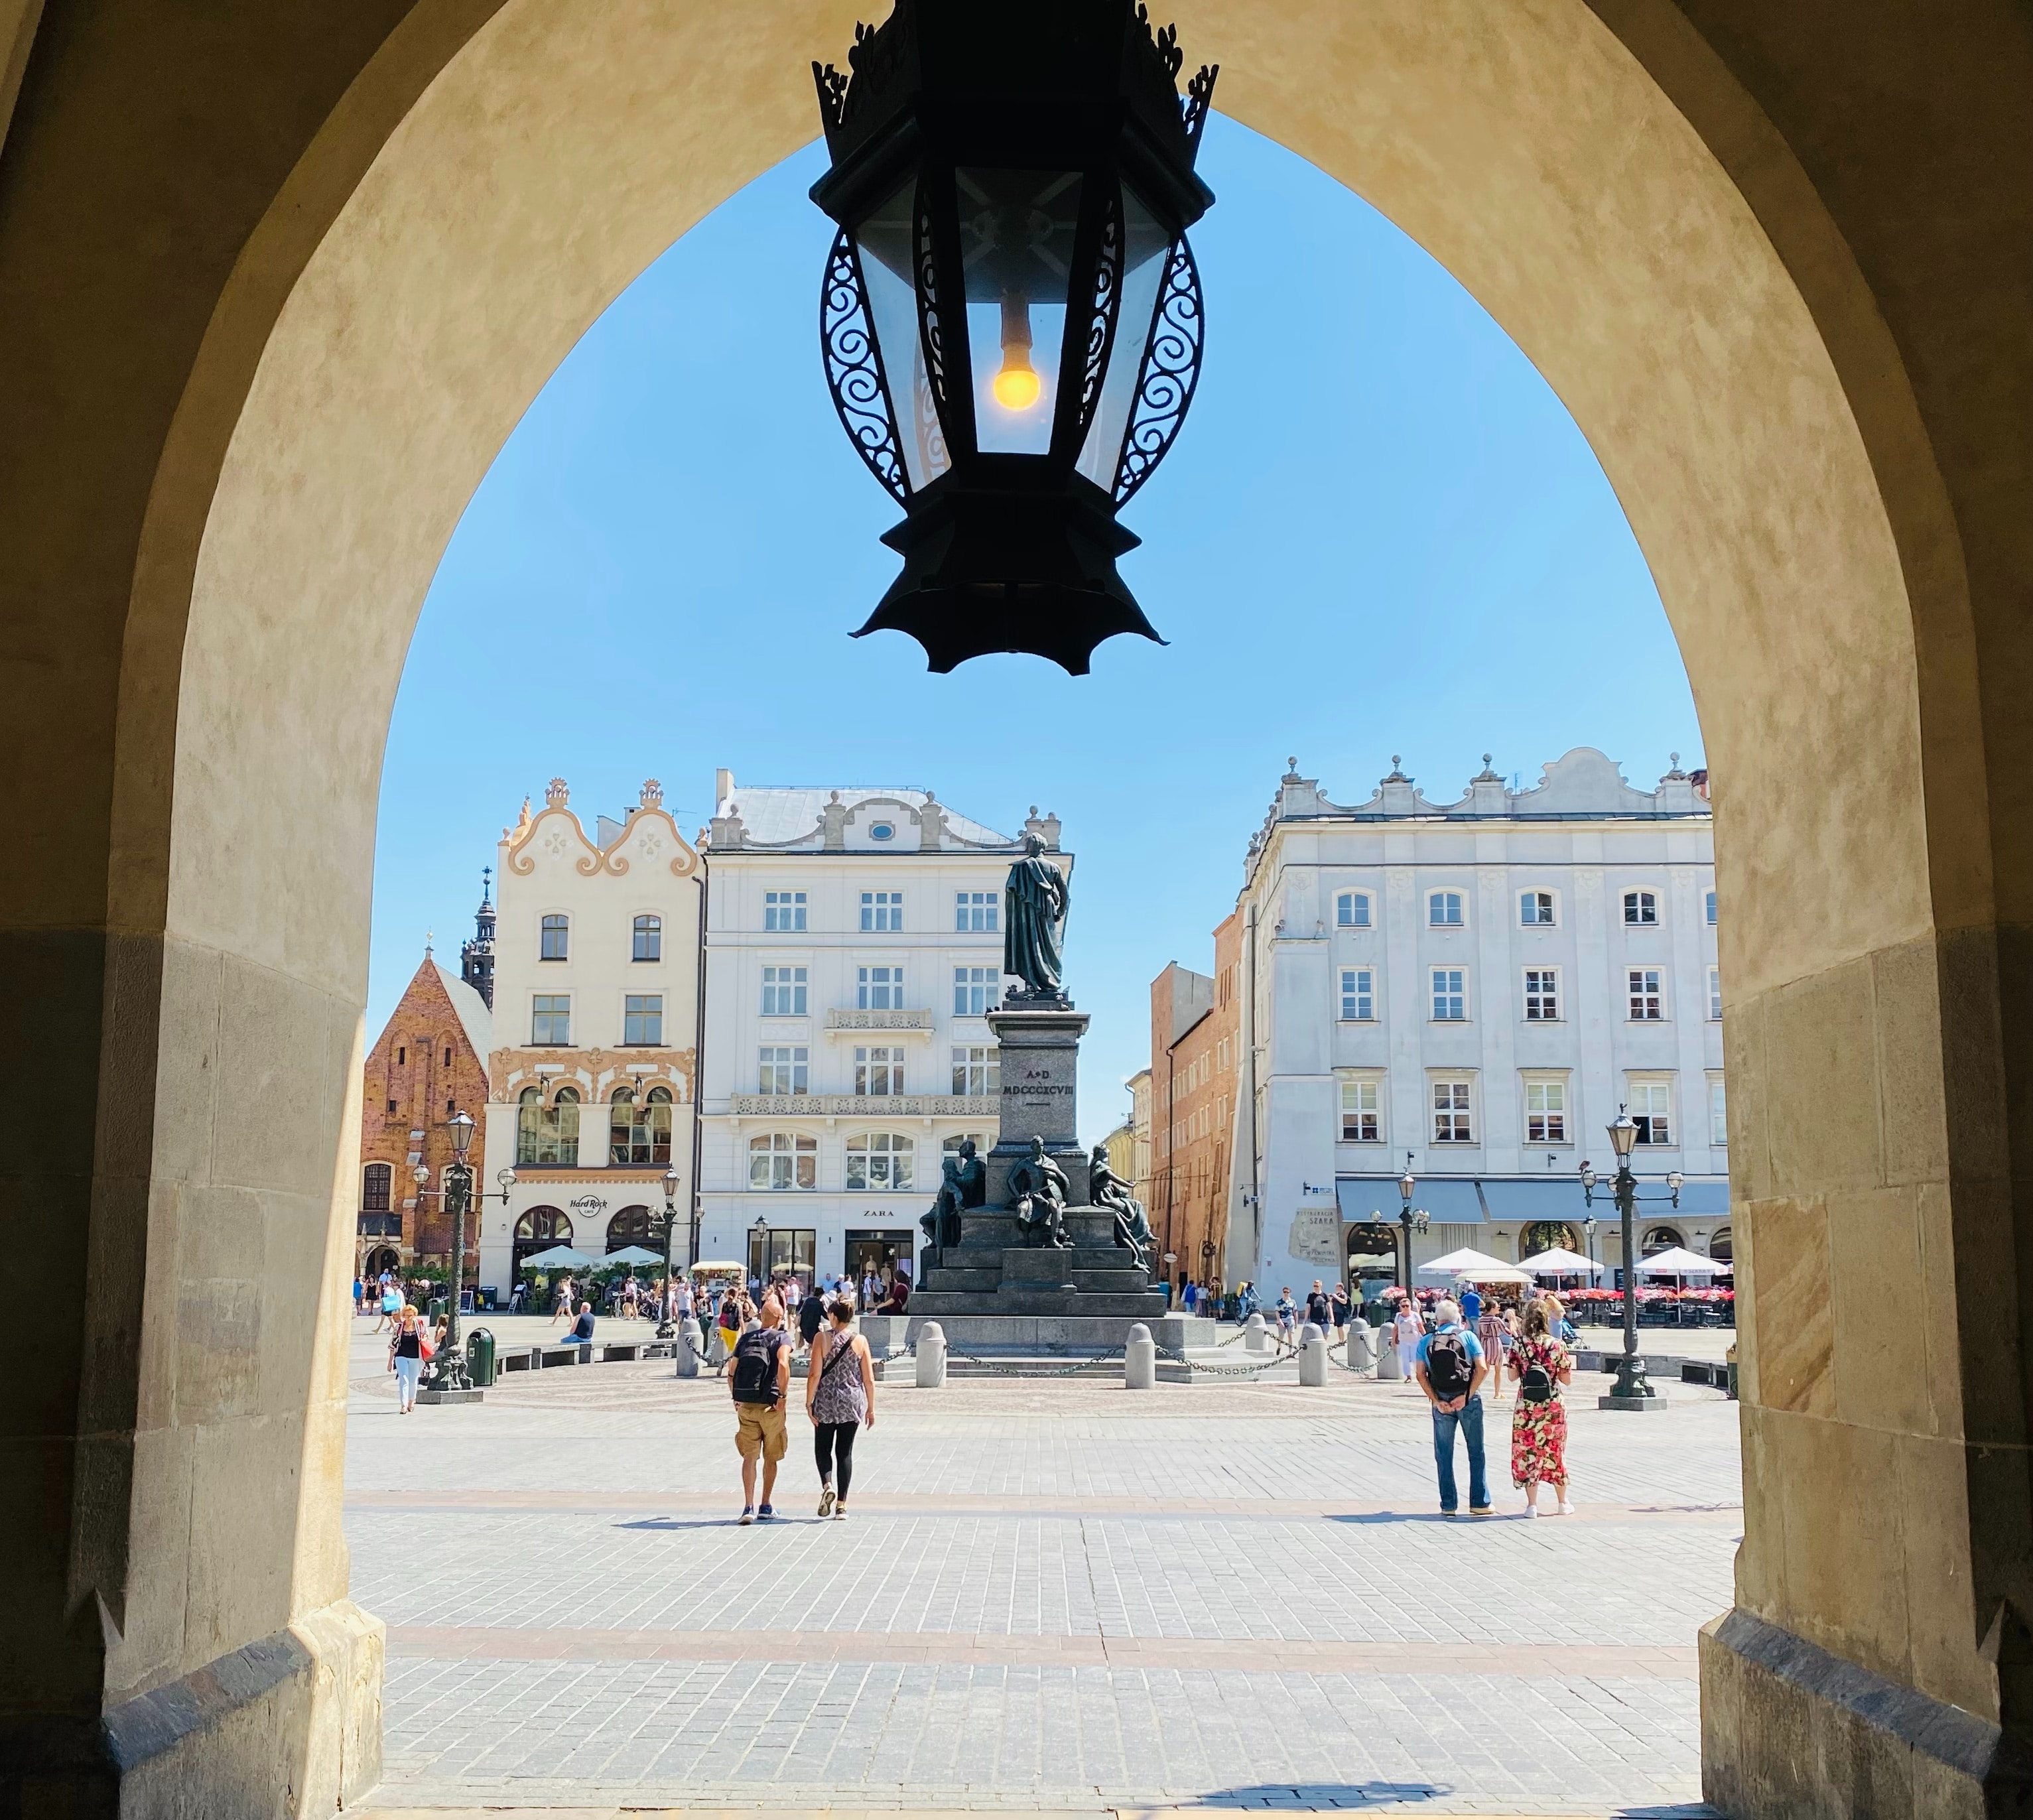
[814,1421,858,1498]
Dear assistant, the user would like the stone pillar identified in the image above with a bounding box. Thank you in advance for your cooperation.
[983,1005,1091,1201]
[1298,1323,1329,1386]
[1124,1323,1156,1389]
[673,1318,702,1378]
[914,1323,947,1388]
[1347,1322,1378,1373]
[1244,1313,1269,1354]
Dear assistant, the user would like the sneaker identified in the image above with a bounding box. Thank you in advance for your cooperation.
[833,1504,849,1520]
[1523,1504,1540,1519]
[1469,1506,1495,1516]
[1556,1500,1577,1516]
[817,1486,836,1518]
[757,1503,775,1522]
[738,1506,755,1526]
[1441,1509,1461,1518]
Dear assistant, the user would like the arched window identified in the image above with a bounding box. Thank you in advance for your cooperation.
[1641,1224,1684,1255]
[363,1245,401,1279]
[609,1086,674,1166]
[1520,1219,1581,1258]
[845,1131,913,1192]
[1623,890,1659,925]
[540,913,569,960]
[748,1132,816,1190]
[512,1204,573,1275]
[1709,1226,1733,1264]
[633,914,661,961]
[517,1084,579,1165]
[607,1204,655,1252]
[361,1162,392,1212]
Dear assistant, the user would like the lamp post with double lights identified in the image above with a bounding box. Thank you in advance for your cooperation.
[1579,1106,1683,1406]
[417,1111,503,1395]
[1396,1153,1430,1294]
[655,1165,684,1337]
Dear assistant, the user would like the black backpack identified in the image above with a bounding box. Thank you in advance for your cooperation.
[1424,1329,1474,1401]
[1517,1358,1555,1404]
[730,1329,783,1404]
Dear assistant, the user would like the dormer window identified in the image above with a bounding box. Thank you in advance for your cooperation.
[870,821,895,841]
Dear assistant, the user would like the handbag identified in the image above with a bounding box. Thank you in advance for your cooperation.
[418,1332,436,1362]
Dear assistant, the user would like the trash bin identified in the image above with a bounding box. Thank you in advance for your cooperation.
[428,1295,448,1323]
[466,1327,497,1388]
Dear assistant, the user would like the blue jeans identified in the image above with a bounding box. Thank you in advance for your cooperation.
[1431,1396,1489,1512]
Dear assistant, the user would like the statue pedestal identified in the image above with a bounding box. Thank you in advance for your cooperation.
[984,1004,1089,1204]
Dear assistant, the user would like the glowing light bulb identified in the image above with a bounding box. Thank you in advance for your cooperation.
[992,356,1041,411]
[991,291,1041,411]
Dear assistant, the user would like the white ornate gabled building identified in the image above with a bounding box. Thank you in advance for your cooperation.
[1226,748,1727,1295]
[474,778,702,1293]
[696,773,1065,1288]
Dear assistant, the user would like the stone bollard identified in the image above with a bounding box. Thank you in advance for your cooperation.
[1244,1312,1269,1354]
[915,1321,947,1388]
[1298,1322,1329,1386]
[1124,1322,1156,1390]
[1346,1321,1377,1373]
[673,1317,704,1379]
[1378,1331,1404,1379]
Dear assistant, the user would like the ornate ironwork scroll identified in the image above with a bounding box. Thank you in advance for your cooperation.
[1074,188,1124,441]
[1182,63,1219,147]
[819,229,907,503]
[1114,235,1205,505]
[914,179,951,416]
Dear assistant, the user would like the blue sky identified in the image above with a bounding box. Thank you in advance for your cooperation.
[369,115,1703,1139]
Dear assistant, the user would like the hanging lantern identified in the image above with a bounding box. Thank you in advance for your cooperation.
[811,0,1217,675]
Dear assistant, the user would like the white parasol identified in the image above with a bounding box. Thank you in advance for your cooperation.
[1517,1246,1603,1276]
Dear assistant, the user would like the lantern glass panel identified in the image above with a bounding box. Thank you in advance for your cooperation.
[1076,184,1173,490]
[959,167,1081,455]
[856,178,950,491]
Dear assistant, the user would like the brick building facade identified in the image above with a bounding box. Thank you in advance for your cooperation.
[358,946,493,1275]
[1146,909,1241,1295]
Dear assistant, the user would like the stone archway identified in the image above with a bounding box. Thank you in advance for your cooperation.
[3,5,2027,1817]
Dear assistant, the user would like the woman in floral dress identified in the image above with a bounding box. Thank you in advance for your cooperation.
[1510,1297,1576,1516]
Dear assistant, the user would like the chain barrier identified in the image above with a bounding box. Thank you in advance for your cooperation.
[1153,1341,1292,1379]
[941,1342,1128,1378]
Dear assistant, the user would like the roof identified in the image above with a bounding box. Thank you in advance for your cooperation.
[714,785,1015,850]
[434,963,493,1061]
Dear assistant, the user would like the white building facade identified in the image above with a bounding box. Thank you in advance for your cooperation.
[1229,749,1727,1294]
[696,775,1063,1287]
[475,777,702,1295]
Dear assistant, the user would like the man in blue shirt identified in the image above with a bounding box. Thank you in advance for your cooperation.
[1415,1297,1492,1516]
[1459,1284,1482,1325]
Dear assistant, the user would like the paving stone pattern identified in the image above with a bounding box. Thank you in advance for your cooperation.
[347,1327,1733,1815]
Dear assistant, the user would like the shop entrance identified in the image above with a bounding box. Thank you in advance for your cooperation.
[747,1225,815,1287]
[846,1228,917,1291]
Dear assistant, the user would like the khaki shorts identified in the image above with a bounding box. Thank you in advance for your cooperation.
[734,1400,787,1462]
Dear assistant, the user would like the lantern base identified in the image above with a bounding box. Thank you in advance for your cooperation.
[860,480,1165,675]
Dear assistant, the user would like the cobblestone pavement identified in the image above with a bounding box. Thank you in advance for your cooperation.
[347,1324,1735,1816]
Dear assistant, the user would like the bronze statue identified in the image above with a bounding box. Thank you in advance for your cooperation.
[1010,1135,1071,1248]
[1090,1143,1155,1274]
[919,1138,986,1264]
[1002,832,1069,1002]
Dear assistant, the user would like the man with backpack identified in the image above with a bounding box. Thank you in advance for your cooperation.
[727,1293,792,1525]
[1415,1296,1492,1516]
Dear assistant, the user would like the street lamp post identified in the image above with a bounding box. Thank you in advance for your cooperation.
[1580,1107,1683,1405]
[1396,1153,1429,1294]
[751,1212,769,1289]
[655,1165,683,1337]
[423,1111,478,1393]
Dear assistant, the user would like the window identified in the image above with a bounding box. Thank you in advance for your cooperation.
[854,1045,903,1095]
[608,1086,673,1165]
[869,821,895,841]
[1335,891,1372,928]
[1629,1080,1673,1145]
[952,1045,999,1096]
[516,1084,579,1165]
[764,890,807,933]
[1623,890,1658,925]
[758,1046,808,1095]
[1520,890,1555,926]
[1524,1078,1567,1143]
[361,1163,392,1211]
[1339,1078,1382,1142]
[540,913,569,959]
[954,966,997,1015]
[531,994,570,1045]
[1431,1079,1474,1143]
[955,891,998,933]
[442,1047,452,1068]
[846,1131,913,1191]
[857,964,903,1009]
[1628,968,1664,1020]
[1708,966,1723,1021]
[606,1205,655,1252]
[1642,1224,1684,1255]
[1709,1077,1728,1147]
[396,1045,405,1065]
[944,1132,991,1160]
[386,1098,397,1114]
[1431,968,1466,1021]
[1709,1224,1733,1264]
[623,994,663,1045]
[1522,968,1559,1021]
[632,914,662,960]
[860,890,903,932]
[1339,966,1374,1021]
[445,1096,455,1116]
[1428,890,1465,927]
[748,1131,816,1190]
[761,965,807,1015]
[1705,890,1719,926]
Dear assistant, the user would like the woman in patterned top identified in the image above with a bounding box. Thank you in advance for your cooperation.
[1510,1296,1576,1516]
[807,1297,876,1520]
